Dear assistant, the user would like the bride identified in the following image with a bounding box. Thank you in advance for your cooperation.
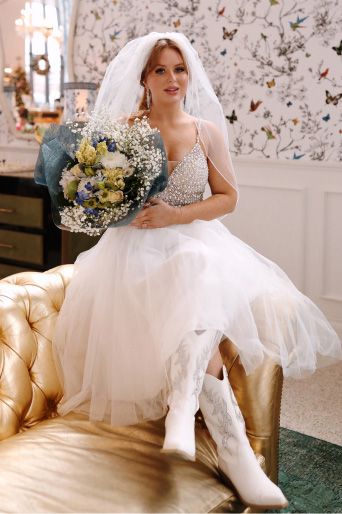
[52,31,342,510]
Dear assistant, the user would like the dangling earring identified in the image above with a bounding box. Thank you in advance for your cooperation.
[183,94,187,108]
[146,89,151,110]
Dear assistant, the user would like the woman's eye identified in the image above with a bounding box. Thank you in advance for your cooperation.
[155,67,185,74]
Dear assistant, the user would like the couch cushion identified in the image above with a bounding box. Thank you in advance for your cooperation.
[0,412,250,513]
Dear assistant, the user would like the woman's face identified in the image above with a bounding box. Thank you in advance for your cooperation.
[144,47,188,107]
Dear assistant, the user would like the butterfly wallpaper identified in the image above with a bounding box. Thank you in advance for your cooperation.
[4,0,341,162]
[71,0,342,162]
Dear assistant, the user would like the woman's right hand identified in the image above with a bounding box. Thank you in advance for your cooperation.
[129,201,151,228]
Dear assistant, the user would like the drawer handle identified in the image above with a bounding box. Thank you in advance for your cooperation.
[0,207,15,214]
[0,243,14,249]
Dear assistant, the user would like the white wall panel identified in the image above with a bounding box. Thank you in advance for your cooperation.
[223,184,307,291]
[222,158,342,339]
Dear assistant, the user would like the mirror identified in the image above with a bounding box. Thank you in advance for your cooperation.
[0,0,66,143]
[0,29,36,141]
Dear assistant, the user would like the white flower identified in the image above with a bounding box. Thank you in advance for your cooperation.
[60,170,79,197]
[77,176,97,193]
[69,164,84,178]
[100,150,129,169]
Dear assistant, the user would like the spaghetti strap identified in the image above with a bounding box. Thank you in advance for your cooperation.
[194,118,200,143]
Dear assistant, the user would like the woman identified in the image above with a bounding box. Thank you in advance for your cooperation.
[53,32,342,510]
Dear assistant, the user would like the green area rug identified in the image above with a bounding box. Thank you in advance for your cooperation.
[269,427,342,513]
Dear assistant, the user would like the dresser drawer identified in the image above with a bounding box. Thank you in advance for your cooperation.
[0,263,35,280]
[0,193,43,229]
[0,229,43,265]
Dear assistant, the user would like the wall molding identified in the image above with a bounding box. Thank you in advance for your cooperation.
[320,191,342,303]
[233,155,342,172]
[224,160,342,330]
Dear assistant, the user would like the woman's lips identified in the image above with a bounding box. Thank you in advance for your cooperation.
[164,88,179,95]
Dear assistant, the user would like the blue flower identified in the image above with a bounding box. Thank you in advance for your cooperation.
[84,208,99,216]
[75,190,89,205]
[84,181,94,191]
[92,137,108,147]
[107,141,116,152]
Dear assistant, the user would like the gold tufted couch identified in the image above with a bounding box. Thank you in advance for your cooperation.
[0,265,284,513]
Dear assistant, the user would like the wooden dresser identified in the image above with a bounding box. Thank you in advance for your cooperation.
[0,171,61,279]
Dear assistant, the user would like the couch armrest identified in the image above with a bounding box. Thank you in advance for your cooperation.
[219,338,283,484]
[0,265,73,440]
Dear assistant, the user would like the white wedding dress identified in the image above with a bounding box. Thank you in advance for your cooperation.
[52,125,342,427]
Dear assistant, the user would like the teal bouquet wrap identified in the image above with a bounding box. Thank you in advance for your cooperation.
[34,114,168,235]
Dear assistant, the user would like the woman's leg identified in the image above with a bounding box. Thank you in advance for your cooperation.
[162,329,219,460]
[206,347,224,379]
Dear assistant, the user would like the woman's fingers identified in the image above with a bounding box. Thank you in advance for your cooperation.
[131,215,151,227]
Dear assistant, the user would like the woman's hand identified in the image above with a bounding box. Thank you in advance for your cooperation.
[129,198,181,229]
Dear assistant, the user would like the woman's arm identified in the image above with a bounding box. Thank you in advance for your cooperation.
[168,119,239,224]
[130,160,238,229]
[173,159,238,225]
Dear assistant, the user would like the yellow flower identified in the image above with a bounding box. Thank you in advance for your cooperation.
[98,189,124,204]
[76,139,97,165]
[66,179,79,200]
[83,198,99,208]
[102,168,125,192]
[84,166,95,176]
[115,178,125,190]
[102,168,123,181]
[107,190,124,203]
[96,141,107,156]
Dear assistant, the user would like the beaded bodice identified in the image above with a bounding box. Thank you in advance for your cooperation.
[155,128,209,207]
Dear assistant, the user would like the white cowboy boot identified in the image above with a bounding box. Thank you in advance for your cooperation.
[161,329,219,461]
[199,366,289,510]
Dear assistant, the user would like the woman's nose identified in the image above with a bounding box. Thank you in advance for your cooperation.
[167,70,176,82]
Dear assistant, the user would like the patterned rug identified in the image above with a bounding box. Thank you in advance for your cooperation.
[270,427,342,513]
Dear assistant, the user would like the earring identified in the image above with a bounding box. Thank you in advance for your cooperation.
[146,89,151,110]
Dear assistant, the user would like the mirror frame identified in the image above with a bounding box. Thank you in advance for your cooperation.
[66,0,78,81]
[0,22,40,142]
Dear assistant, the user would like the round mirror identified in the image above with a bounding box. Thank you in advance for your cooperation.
[0,27,36,142]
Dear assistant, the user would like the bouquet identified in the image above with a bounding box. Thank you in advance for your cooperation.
[34,113,168,236]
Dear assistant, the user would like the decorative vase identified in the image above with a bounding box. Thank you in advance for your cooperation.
[62,82,97,122]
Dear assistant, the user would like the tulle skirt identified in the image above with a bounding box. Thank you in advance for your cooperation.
[52,219,342,426]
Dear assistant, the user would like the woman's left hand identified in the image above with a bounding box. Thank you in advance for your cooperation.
[129,198,180,229]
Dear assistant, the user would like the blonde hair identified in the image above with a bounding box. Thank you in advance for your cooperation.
[128,38,188,122]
